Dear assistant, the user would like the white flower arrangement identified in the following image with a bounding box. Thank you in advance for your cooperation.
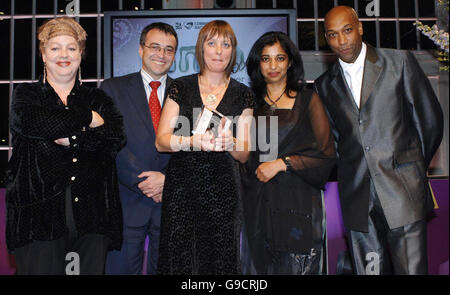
[413,21,449,53]
[413,0,449,71]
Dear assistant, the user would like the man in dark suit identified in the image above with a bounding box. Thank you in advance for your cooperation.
[314,6,443,274]
[101,22,178,275]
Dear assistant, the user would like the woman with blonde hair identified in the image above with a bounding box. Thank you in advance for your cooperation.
[155,20,254,274]
[5,17,125,274]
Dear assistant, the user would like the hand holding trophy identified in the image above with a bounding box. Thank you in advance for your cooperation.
[214,117,235,152]
[193,106,232,152]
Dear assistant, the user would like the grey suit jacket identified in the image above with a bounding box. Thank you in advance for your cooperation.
[314,45,443,232]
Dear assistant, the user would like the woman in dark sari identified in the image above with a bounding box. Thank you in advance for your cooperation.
[241,31,336,275]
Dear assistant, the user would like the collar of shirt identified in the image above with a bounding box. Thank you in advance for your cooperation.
[338,43,367,107]
[40,76,82,107]
[140,68,167,106]
[339,42,367,77]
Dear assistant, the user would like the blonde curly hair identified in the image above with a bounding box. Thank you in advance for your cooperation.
[38,16,87,56]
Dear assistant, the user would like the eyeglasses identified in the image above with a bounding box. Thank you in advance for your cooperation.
[142,43,176,56]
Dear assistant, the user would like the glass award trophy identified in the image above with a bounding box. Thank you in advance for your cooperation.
[192,106,231,137]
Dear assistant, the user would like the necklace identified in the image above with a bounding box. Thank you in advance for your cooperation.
[200,76,230,106]
[266,88,286,111]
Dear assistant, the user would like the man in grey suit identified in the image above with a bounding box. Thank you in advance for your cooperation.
[314,6,443,274]
[101,23,177,274]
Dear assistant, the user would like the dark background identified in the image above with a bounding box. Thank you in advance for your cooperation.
[0,0,442,186]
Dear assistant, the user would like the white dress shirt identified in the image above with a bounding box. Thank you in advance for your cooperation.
[339,43,367,108]
[140,69,167,106]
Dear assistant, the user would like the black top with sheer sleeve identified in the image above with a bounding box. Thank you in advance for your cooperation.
[241,88,336,261]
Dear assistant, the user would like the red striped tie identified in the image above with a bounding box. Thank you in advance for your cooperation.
[149,81,161,133]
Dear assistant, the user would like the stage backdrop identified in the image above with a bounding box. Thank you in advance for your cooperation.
[104,9,298,85]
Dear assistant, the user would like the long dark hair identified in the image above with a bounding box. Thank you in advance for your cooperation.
[246,31,305,106]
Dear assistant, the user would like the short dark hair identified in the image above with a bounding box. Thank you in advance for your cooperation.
[195,20,237,77]
[246,31,305,105]
[139,22,178,51]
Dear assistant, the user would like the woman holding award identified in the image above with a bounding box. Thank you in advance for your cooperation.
[155,20,254,274]
[241,31,336,275]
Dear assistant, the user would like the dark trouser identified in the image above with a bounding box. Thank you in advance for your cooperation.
[15,186,110,275]
[14,234,111,275]
[347,180,428,275]
[105,204,161,275]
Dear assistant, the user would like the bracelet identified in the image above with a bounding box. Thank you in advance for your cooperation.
[281,156,292,171]
[176,136,188,151]
[171,135,186,152]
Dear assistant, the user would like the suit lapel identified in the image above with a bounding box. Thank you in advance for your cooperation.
[330,63,360,116]
[127,72,156,136]
[360,46,382,110]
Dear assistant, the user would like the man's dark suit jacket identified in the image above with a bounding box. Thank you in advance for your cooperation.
[100,72,171,227]
[314,45,443,232]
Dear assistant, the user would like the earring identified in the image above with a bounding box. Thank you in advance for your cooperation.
[43,62,47,84]
[78,66,82,85]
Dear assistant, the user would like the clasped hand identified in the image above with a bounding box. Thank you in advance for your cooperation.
[54,111,104,146]
[196,129,234,152]
[197,117,234,152]
[137,171,165,203]
[255,159,286,183]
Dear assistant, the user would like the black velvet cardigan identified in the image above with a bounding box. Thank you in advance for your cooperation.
[5,79,126,252]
